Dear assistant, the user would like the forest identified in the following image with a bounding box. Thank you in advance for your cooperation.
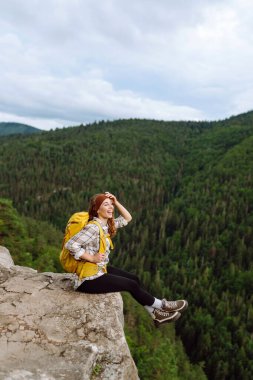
[0,111,253,379]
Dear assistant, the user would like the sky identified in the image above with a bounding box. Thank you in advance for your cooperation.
[0,0,253,131]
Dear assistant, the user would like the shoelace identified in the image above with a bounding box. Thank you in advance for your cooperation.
[163,300,178,308]
[156,309,175,317]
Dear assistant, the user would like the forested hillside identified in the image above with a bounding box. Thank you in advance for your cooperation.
[0,198,206,380]
[0,198,62,271]
[0,112,252,379]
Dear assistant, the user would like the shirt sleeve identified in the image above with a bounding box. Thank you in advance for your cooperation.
[65,223,99,260]
[114,215,128,229]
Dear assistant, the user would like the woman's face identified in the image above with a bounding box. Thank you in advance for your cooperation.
[97,197,114,219]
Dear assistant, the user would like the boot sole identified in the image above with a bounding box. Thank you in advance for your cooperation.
[154,312,181,328]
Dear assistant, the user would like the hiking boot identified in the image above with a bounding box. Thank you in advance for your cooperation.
[161,299,188,313]
[152,309,181,328]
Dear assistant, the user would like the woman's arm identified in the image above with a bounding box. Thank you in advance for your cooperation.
[79,251,105,263]
[65,224,104,262]
[105,192,132,222]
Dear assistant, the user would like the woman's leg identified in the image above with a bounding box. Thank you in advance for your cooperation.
[107,266,141,284]
[106,267,188,313]
[77,273,154,306]
[107,267,162,309]
[77,272,184,326]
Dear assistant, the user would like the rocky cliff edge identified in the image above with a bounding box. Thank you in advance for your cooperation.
[0,246,139,380]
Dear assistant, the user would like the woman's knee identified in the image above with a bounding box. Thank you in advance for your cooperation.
[127,278,141,293]
[130,273,141,285]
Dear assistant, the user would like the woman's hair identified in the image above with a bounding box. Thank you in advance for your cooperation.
[88,194,117,237]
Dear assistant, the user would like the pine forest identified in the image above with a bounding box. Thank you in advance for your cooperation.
[0,112,253,380]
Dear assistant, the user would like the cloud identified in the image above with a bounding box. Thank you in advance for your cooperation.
[0,71,204,130]
[0,0,253,129]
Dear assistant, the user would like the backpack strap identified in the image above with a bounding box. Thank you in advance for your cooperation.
[88,220,114,252]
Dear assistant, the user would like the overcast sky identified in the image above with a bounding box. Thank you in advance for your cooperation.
[0,0,253,130]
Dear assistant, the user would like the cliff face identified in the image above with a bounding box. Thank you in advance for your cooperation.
[0,246,139,380]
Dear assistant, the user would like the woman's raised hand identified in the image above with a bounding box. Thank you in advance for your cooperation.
[105,191,132,222]
[104,192,117,204]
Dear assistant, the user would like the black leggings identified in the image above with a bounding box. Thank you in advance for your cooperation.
[76,266,155,306]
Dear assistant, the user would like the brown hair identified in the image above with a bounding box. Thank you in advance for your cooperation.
[88,194,117,238]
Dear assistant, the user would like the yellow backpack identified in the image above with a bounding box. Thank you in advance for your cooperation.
[59,211,112,279]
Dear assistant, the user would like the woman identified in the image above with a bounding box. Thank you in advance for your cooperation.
[65,192,188,327]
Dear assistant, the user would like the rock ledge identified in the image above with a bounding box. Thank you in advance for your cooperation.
[0,247,139,380]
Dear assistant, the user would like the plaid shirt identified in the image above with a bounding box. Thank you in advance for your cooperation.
[65,216,128,287]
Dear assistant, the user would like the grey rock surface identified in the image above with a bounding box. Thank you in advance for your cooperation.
[0,257,139,380]
[0,246,14,268]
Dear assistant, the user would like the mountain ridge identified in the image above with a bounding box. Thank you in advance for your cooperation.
[0,122,42,136]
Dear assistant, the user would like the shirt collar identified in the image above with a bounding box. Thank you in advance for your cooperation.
[93,217,108,227]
